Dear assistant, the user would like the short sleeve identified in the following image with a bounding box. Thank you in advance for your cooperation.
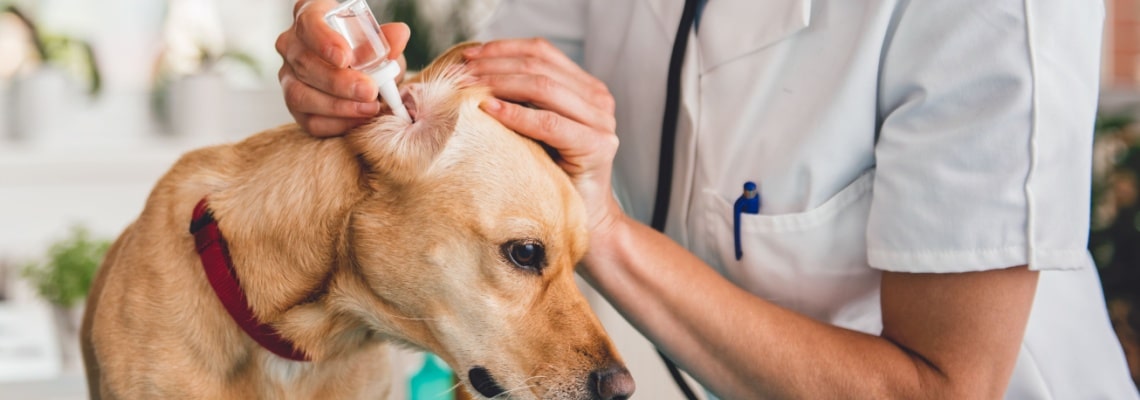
[867,1,1104,273]
[472,0,588,64]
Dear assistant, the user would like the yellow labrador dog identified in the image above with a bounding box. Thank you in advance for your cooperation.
[81,43,635,400]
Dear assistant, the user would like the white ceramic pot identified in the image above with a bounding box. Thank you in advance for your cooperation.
[167,72,228,142]
[11,67,81,144]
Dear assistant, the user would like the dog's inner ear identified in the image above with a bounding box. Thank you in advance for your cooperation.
[347,43,484,184]
[348,92,456,185]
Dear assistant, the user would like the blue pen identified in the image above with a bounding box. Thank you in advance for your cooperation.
[733,181,761,260]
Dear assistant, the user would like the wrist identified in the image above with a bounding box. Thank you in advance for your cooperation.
[579,197,629,278]
[588,191,626,241]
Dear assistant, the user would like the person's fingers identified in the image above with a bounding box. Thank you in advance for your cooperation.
[480,98,575,150]
[281,69,381,118]
[380,22,410,58]
[463,38,615,115]
[300,114,374,138]
[477,74,614,133]
[463,38,582,79]
[294,0,348,67]
[464,56,590,95]
[282,0,377,138]
[284,37,377,102]
[480,98,602,171]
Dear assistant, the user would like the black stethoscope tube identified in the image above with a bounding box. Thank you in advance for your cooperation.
[650,0,703,399]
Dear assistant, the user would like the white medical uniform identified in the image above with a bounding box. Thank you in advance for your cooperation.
[479,0,1139,398]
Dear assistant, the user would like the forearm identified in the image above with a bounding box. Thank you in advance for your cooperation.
[580,213,988,399]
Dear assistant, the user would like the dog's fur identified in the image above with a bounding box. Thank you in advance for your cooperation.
[81,43,630,399]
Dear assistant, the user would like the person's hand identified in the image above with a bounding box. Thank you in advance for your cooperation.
[465,38,622,234]
[276,0,410,137]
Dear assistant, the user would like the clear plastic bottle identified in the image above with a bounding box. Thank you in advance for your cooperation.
[324,0,411,122]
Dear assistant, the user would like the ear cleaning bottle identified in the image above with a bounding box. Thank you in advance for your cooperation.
[324,0,411,122]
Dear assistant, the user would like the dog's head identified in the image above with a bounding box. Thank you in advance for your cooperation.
[342,43,634,400]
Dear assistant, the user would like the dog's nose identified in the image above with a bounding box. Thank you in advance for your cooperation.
[589,363,636,400]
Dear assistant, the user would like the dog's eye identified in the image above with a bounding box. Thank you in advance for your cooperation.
[502,240,546,272]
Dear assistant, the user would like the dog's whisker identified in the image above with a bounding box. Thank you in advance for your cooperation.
[530,363,567,380]
[520,375,547,385]
[492,383,540,399]
[531,363,558,375]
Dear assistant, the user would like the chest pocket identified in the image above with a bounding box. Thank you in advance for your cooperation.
[697,170,882,333]
[695,0,812,72]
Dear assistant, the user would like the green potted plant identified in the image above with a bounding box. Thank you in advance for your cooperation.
[21,225,109,370]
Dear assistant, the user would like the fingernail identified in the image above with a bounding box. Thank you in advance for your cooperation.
[481,98,502,111]
[353,81,375,101]
[462,45,483,58]
[357,101,379,115]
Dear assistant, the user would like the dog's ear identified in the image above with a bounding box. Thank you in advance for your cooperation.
[406,42,482,84]
[348,42,484,185]
[348,106,454,185]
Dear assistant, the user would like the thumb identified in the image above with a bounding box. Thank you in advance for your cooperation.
[379,22,410,82]
[380,22,410,59]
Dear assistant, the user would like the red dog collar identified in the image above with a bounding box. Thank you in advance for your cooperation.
[190,198,309,361]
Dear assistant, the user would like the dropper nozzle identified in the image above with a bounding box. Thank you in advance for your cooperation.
[378,80,411,122]
[369,61,411,122]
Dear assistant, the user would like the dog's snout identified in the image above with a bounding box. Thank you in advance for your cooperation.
[588,364,635,400]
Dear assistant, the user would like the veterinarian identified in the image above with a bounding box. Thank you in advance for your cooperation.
[278,1,1140,398]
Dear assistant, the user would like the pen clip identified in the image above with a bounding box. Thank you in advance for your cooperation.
[733,181,760,261]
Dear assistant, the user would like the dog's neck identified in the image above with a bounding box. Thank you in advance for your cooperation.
[202,126,436,362]
[198,129,363,358]
[206,129,364,320]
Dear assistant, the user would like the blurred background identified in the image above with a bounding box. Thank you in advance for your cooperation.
[0,0,1137,398]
